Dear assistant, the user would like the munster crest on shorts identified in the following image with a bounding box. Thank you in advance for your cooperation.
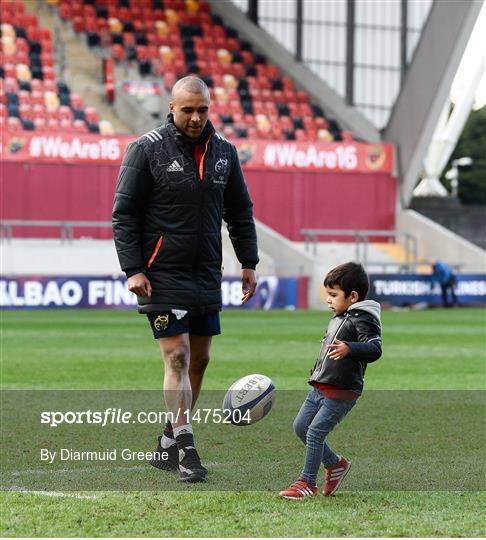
[154,314,169,330]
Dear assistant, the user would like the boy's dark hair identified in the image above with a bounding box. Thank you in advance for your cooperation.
[324,262,369,300]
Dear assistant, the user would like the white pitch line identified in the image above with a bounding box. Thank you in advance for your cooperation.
[7,465,149,476]
[4,486,98,500]
[6,462,221,476]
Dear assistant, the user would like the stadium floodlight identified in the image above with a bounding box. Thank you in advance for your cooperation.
[452,157,473,167]
[445,157,473,197]
[444,168,458,181]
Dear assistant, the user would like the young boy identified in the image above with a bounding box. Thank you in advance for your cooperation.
[280,262,382,499]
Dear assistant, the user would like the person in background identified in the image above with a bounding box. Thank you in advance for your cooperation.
[431,260,458,307]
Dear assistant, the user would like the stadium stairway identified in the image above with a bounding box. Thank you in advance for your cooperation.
[21,0,131,133]
[397,209,486,273]
[371,242,429,274]
[47,0,359,142]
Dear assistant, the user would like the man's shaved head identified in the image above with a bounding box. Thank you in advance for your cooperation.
[169,76,210,140]
[171,76,210,99]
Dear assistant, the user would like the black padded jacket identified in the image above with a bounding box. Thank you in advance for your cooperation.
[309,300,382,394]
[112,116,259,314]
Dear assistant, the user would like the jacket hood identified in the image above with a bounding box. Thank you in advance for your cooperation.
[348,300,381,326]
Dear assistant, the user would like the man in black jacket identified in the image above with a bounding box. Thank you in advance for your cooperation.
[112,76,259,482]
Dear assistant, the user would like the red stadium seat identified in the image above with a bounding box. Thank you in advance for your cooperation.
[84,17,99,33]
[83,4,96,17]
[112,44,125,61]
[72,16,85,33]
[41,40,54,54]
[43,80,57,92]
[3,64,16,79]
[41,54,55,68]
[41,0,349,140]
[295,129,308,141]
[18,90,32,105]
[60,118,74,130]
[30,92,44,107]
[222,125,235,138]
[15,38,29,54]
[123,32,136,46]
[341,130,354,141]
[247,127,258,139]
[296,91,309,104]
[32,104,47,118]
[4,77,19,93]
[70,1,83,19]
[267,65,280,79]
[59,3,71,20]
[146,32,157,46]
[315,117,329,129]
[59,105,74,121]
[85,107,100,124]
[72,119,88,132]
[7,116,22,131]
[97,18,108,32]
[47,118,60,129]
[43,68,56,82]
[303,117,316,130]
[70,94,84,109]
[162,72,177,89]
[271,126,283,139]
[33,117,47,129]
[19,103,34,121]
[30,78,43,91]
[279,116,294,130]
[282,77,296,91]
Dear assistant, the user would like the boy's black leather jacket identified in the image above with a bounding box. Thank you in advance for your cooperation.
[309,300,382,394]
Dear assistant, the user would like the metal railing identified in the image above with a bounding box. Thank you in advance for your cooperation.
[300,228,419,272]
[0,220,113,242]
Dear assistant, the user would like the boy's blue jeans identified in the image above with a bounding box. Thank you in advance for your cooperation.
[293,387,356,484]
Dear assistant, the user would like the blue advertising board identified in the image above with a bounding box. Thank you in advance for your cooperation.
[369,274,486,306]
[0,276,299,310]
[2,274,484,309]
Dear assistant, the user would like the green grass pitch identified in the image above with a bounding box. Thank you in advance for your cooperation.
[1,307,485,537]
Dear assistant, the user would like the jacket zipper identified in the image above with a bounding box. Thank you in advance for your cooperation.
[147,235,164,269]
[197,132,213,181]
[314,314,350,375]
[324,314,350,360]
[193,132,214,305]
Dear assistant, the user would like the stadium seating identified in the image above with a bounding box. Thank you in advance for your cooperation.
[0,0,112,133]
[52,0,347,141]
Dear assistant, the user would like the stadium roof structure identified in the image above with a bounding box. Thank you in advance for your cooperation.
[221,0,483,205]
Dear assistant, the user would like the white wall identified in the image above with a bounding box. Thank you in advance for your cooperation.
[397,209,486,272]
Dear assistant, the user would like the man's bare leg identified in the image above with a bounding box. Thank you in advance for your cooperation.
[189,335,212,407]
[158,333,192,425]
[156,333,207,482]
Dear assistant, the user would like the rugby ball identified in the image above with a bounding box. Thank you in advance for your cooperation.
[223,373,275,426]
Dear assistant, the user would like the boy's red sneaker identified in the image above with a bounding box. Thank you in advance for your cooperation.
[279,478,318,500]
[323,456,352,496]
